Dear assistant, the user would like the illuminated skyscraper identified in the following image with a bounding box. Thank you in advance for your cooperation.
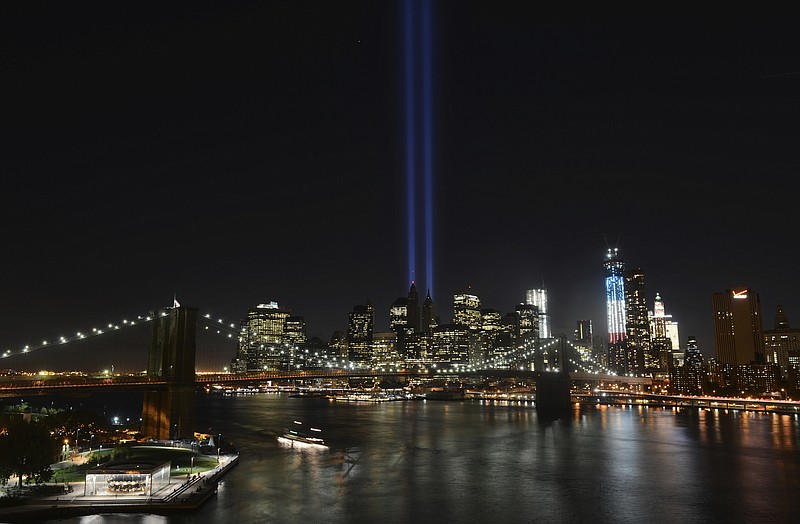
[284,316,307,348]
[525,288,551,339]
[236,302,291,371]
[348,300,374,363]
[624,267,649,373]
[712,289,764,365]
[453,289,481,330]
[763,304,800,372]
[391,283,421,333]
[389,297,408,332]
[684,336,703,368]
[604,248,626,344]
[650,292,680,368]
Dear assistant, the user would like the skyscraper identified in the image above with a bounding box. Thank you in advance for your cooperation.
[684,336,703,368]
[763,304,800,373]
[525,288,551,339]
[624,267,649,373]
[453,288,481,330]
[348,300,374,363]
[574,320,593,360]
[407,282,420,332]
[649,293,680,369]
[712,289,765,365]
[389,297,409,332]
[421,289,437,333]
[604,248,626,344]
[236,302,292,371]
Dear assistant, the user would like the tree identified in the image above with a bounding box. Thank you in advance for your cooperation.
[0,417,58,487]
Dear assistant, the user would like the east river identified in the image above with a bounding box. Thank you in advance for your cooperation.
[55,393,800,523]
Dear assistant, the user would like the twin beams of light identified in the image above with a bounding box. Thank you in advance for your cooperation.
[404,0,434,298]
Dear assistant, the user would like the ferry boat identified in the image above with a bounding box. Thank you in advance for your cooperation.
[276,421,328,449]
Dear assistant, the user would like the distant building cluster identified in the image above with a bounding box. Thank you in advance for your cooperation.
[226,247,800,400]
[601,248,682,377]
[601,247,800,398]
[230,283,567,374]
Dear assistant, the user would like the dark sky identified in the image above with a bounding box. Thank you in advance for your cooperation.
[2,3,799,371]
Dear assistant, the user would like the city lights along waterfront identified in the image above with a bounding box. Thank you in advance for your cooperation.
[46,392,800,523]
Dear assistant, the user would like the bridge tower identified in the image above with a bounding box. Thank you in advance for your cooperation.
[141,306,198,439]
[535,334,572,418]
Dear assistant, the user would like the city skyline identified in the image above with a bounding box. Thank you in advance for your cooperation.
[2,5,799,364]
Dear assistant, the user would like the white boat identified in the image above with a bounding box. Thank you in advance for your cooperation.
[276,421,328,449]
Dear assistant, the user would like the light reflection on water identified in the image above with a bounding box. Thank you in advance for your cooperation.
[56,394,800,523]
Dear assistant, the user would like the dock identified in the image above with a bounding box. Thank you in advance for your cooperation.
[0,453,239,522]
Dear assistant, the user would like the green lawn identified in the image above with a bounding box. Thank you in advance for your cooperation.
[51,446,219,483]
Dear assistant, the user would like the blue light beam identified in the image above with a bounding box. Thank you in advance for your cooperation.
[421,0,434,299]
[404,0,417,286]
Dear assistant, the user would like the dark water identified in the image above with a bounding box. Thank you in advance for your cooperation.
[59,394,800,523]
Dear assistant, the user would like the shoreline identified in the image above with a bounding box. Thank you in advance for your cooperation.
[0,453,239,522]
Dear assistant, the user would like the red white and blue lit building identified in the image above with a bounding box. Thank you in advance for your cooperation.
[604,248,627,345]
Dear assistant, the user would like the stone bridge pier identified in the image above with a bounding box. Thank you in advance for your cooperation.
[141,306,198,439]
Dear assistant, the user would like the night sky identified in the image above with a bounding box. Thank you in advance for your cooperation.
[2,3,799,371]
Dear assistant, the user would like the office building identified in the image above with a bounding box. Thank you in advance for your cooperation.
[624,267,649,373]
[421,289,437,333]
[453,289,481,330]
[604,248,626,344]
[764,304,800,373]
[348,300,374,363]
[525,288,551,339]
[712,289,765,366]
[236,302,292,371]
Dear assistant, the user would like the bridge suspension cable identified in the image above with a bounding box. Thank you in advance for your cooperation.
[1,307,241,361]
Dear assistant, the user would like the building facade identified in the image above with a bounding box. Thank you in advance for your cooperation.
[604,248,626,344]
[525,288,551,339]
[347,301,374,363]
[453,289,481,330]
[712,289,765,366]
[624,267,649,373]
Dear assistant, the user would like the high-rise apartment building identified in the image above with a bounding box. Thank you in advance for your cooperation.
[525,288,551,339]
[712,289,765,365]
[348,300,374,363]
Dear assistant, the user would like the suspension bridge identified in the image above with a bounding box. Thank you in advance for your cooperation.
[0,304,629,438]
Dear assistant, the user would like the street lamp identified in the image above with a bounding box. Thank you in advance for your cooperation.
[76,427,80,452]
[190,456,194,476]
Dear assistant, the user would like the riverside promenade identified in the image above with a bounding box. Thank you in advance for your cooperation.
[0,452,239,522]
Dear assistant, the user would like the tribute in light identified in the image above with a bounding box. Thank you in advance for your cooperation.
[403,0,435,299]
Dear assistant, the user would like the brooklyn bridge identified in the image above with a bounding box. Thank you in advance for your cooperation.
[0,306,631,439]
